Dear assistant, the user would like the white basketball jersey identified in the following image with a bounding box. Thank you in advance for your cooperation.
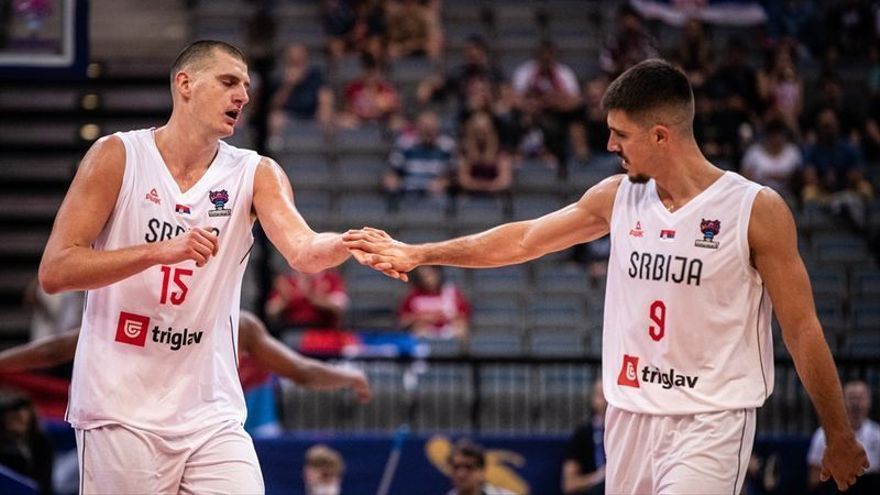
[67,129,260,435]
[603,172,774,415]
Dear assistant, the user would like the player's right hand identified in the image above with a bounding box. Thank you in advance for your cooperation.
[343,227,417,279]
[159,227,219,267]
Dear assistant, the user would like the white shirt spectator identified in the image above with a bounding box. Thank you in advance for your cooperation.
[741,141,801,194]
[512,61,579,97]
[807,419,880,473]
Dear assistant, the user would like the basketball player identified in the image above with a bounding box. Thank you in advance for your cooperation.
[37,40,392,494]
[0,310,372,404]
[344,59,869,493]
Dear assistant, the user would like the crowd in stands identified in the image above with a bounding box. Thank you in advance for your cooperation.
[233,0,880,336]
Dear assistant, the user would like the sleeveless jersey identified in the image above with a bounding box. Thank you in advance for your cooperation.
[67,129,260,435]
[603,172,774,415]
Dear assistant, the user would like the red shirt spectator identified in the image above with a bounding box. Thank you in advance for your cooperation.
[266,269,348,330]
[398,266,470,340]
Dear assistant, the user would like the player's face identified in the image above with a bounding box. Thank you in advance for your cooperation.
[189,50,251,138]
[607,110,653,184]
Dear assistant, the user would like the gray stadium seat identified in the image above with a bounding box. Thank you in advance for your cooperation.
[338,193,389,225]
[469,330,525,357]
[530,328,586,357]
[336,155,387,190]
[512,194,562,221]
[471,266,528,296]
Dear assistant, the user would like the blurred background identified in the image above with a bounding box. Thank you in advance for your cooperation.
[0,0,879,494]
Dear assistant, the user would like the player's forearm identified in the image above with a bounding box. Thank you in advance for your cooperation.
[413,221,534,268]
[296,360,362,391]
[289,232,349,273]
[785,323,853,442]
[39,244,162,294]
[0,333,78,372]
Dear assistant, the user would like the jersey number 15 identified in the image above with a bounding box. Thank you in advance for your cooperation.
[160,266,193,305]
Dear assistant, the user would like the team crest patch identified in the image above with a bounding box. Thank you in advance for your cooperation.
[208,189,231,217]
[694,218,720,249]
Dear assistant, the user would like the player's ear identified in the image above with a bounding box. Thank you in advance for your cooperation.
[175,70,193,99]
[652,124,670,146]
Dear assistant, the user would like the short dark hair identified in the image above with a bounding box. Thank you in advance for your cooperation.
[449,439,486,468]
[601,58,694,130]
[170,40,246,82]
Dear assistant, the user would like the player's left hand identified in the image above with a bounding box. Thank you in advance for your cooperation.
[349,369,372,404]
[821,434,869,491]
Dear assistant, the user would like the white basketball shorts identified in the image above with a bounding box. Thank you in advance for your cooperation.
[75,420,264,495]
[605,405,756,495]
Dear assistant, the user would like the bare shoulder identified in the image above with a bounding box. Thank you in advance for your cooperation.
[78,135,126,177]
[255,155,284,178]
[253,156,291,193]
[748,187,797,253]
[575,173,625,217]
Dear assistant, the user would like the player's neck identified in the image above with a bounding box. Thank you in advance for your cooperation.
[154,119,219,174]
[652,148,723,208]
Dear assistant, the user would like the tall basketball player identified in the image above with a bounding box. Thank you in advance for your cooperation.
[344,59,869,493]
[37,40,389,494]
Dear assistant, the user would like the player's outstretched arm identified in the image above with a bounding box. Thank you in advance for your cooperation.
[39,136,220,293]
[750,188,868,491]
[251,158,354,272]
[344,175,622,274]
[238,310,372,403]
[0,330,79,372]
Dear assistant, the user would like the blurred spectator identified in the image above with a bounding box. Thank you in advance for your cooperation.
[802,109,874,230]
[741,119,802,200]
[457,77,498,127]
[457,112,512,196]
[265,268,348,332]
[268,43,334,137]
[0,392,53,495]
[707,38,761,118]
[693,90,726,161]
[869,43,880,96]
[803,76,864,144]
[758,43,803,134]
[578,76,610,160]
[446,439,515,495]
[24,280,82,343]
[705,38,760,162]
[599,5,658,78]
[807,380,880,494]
[562,377,606,495]
[399,266,470,342]
[322,0,385,62]
[304,444,345,495]
[417,34,503,109]
[385,0,443,62]
[384,110,455,204]
[864,63,880,161]
[763,0,819,56]
[822,0,875,59]
[512,41,586,166]
[337,53,403,129]
[672,18,714,90]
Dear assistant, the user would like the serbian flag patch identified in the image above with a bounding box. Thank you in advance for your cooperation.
[175,204,191,215]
